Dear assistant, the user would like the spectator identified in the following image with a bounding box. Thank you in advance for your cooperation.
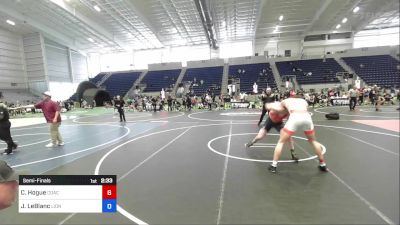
[34,91,64,148]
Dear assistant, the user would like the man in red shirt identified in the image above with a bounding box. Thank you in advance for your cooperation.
[34,91,64,147]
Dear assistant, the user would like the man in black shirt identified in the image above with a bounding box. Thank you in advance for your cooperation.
[186,95,192,111]
[258,88,275,126]
[167,96,173,111]
[151,97,157,112]
[114,95,126,122]
[0,102,17,155]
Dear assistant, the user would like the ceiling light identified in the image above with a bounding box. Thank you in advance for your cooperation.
[353,6,360,13]
[279,15,284,21]
[87,38,94,43]
[94,5,101,12]
[6,20,15,26]
[336,24,341,29]
[342,18,348,23]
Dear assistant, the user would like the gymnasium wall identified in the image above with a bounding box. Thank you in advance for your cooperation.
[44,38,71,83]
[0,27,26,89]
[22,32,47,95]
[70,50,89,83]
[43,38,89,101]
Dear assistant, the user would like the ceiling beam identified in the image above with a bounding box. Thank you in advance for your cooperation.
[0,4,81,50]
[302,0,333,35]
[354,0,399,32]
[258,23,310,30]
[51,1,129,51]
[253,0,267,37]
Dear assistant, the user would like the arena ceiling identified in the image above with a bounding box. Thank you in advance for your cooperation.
[0,0,398,53]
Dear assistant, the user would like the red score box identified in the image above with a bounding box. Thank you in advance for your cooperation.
[102,185,117,199]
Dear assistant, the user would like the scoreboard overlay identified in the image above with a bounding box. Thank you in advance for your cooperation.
[18,175,117,213]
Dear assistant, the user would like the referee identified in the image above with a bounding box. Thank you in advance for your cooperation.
[114,95,126,122]
[0,101,17,155]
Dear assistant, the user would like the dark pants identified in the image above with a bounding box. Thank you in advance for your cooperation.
[118,109,126,121]
[359,96,364,105]
[350,97,357,110]
[370,96,375,105]
[0,121,16,153]
[258,106,267,125]
[168,104,172,111]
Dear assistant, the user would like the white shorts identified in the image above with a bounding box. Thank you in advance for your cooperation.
[283,113,314,136]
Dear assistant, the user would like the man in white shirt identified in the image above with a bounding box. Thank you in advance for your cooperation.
[348,86,358,111]
[253,82,258,94]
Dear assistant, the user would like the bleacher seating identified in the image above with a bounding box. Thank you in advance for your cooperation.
[342,55,400,87]
[228,63,277,93]
[276,58,343,84]
[182,66,223,95]
[1,89,40,104]
[89,73,106,85]
[102,72,141,97]
[69,93,77,101]
[142,69,181,92]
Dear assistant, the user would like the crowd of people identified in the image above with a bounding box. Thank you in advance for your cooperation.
[105,85,400,114]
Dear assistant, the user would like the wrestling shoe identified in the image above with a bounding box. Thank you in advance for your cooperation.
[46,143,56,148]
[268,165,277,173]
[290,150,299,163]
[2,149,12,155]
[245,142,253,148]
[318,165,328,172]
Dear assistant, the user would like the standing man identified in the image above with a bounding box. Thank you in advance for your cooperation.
[358,88,364,105]
[348,86,358,111]
[167,96,173,111]
[206,94,212,110]
[151,96,157,112]
[266,95,327,173]
[0,101,17,155]
[186,95,192,111]
[258,88,275,126]
[369,88,376,105]
[34,91,64,148]
[114,95,126,122]
[160,88,166,101]
[253,82,258,94]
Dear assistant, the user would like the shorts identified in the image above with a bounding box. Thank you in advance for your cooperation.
[283,113,314,136]
[264,116,284,132]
